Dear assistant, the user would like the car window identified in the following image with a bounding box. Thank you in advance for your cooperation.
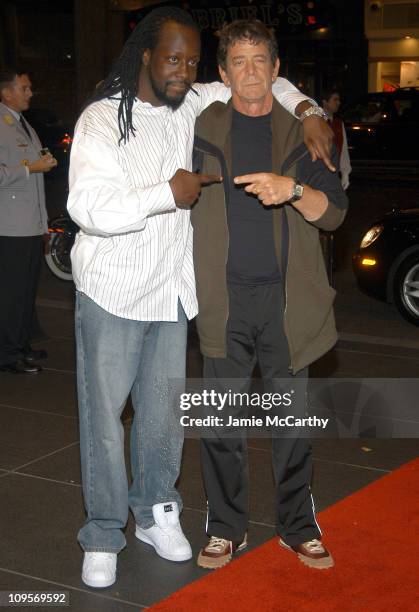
[343,90,419,124]
[343,95,389,123]
[391,93,419,122]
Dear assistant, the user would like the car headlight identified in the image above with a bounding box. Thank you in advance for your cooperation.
[360,224,384,249]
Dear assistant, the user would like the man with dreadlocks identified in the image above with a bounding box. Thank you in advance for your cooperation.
[67,6,334,588]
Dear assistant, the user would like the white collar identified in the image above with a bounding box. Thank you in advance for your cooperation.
[133,97,171,114]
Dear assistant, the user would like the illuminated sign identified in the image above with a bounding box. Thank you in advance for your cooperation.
[126,1,333,35]
[190,4,304,30]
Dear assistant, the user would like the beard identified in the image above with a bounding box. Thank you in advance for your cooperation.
[149,73,191,110]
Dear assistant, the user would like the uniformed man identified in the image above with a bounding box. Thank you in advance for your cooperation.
[0,68,57,374]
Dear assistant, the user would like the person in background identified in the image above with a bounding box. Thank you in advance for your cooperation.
[0,68,57,375]
[322,88,351,190]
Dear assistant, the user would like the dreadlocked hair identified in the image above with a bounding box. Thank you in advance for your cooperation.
[86,6,198,146]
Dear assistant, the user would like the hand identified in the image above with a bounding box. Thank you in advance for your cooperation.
[302,115,336,172]
[28,154,58,174]
[341,174,350,190]
[234,173,294,206]
[169,169,222,209]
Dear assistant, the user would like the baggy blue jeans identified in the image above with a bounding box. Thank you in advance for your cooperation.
[75,292,187,552]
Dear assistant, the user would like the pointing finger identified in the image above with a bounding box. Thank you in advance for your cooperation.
[198,173,223,185]
[234,174,263,185]
[306,141,318,162]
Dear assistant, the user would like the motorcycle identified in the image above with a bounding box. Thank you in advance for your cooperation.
[45,214,78,281]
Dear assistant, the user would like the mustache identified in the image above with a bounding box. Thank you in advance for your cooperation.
[167,80,190,88]
[166,81,198,96]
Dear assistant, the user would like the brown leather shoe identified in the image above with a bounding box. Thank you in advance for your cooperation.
[197,534,248,569]
[0,359,42,374]
[279,538,334,569]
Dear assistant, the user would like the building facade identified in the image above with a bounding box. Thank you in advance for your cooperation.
[126,0,368,103]
[365,0,419,91]
[0,0,370,124]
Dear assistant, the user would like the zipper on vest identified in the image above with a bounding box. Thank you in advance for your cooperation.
[281,147,310,175]
[197,143,230,351]
[281,148,311,375]
[283,215,294,374]
[223,185,230,350]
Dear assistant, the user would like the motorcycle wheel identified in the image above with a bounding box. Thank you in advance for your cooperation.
[45,231,74,281]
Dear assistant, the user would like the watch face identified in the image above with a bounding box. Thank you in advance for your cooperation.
[295,184,304,198]
[290,181,304,202]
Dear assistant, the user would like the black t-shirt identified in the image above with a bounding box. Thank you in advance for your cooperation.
[227,109,281,285]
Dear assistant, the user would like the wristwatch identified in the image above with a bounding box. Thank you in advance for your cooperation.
[299,105,329,122]
[289,178,304,203]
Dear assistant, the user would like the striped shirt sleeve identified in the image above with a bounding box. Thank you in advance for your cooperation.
[68,127,176,237]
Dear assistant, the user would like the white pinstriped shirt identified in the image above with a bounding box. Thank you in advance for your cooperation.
[67,79,309,321]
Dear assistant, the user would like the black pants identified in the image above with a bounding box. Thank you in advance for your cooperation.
[0,235,43,365]
[201,282,321,547]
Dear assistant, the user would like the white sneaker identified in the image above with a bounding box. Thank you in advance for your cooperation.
[135,501,192,562]
[82,552,117,588]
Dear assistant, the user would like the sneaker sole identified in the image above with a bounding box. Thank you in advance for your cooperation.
[135,527,192,562]
[279,539,334,569]
[81,573,116,589]
[197,539,248,570]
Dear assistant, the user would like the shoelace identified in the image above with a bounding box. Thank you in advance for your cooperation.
[304,539,325,553]
[206,537,230,553]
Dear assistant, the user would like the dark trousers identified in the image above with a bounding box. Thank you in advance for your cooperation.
[0,235,43,365]
[201,282,321,547]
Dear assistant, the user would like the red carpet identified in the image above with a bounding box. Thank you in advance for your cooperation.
[151,459,418,612]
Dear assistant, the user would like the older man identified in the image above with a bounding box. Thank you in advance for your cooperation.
[191,20,348,570]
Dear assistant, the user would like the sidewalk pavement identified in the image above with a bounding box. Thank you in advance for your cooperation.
[0,264,418,611]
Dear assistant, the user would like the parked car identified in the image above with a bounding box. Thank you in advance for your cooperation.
[353,208,419,325]
[342,87,419,176]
